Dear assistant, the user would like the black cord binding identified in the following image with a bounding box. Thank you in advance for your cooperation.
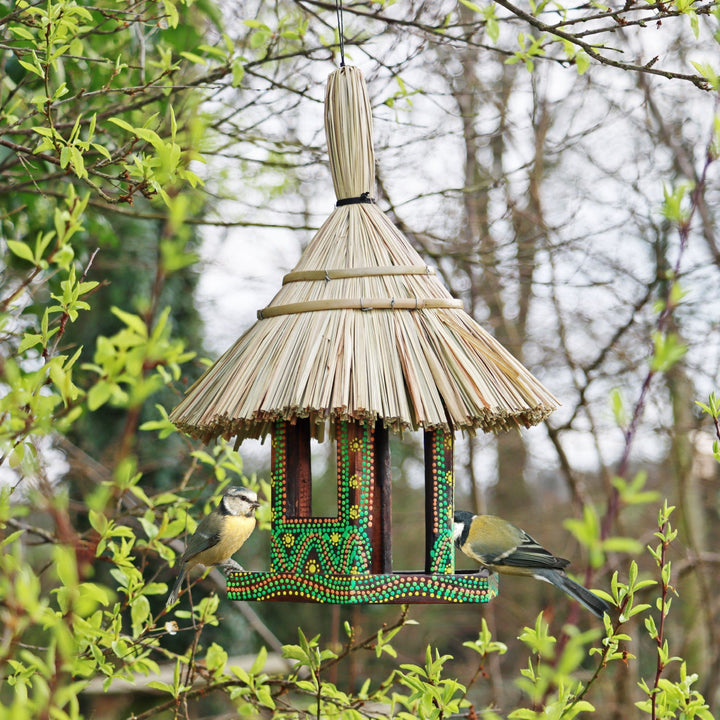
[336,192,376,207]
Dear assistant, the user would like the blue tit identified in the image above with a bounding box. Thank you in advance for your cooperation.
[453,510,610,619]
[166,487,260,606]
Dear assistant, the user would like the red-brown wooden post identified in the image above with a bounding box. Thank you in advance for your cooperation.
[285,418,312,518]
[372,420,392,573]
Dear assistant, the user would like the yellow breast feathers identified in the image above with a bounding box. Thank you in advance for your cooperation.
[192,515,256,568]
[214,514,256,558]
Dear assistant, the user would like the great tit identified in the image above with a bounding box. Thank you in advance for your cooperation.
[166,486,260,607]
[453,510,610,619]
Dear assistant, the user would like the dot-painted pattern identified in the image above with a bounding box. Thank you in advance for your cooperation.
[227,570,498,604]
[269,421,373,576]
[427,429,455,574]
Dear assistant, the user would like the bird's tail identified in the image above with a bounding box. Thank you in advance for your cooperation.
[166,567,186,607]
[535,569,610,619]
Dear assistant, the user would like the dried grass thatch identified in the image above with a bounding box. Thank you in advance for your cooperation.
[170,66,558,443]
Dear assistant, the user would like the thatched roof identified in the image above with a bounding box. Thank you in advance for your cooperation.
[170,66,558,443]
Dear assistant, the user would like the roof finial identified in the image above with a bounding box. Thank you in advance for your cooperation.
[325,66,375,202]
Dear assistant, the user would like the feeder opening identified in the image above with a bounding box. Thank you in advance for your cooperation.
[309,436,339,518]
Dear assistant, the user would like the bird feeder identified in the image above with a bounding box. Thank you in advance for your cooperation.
[169,66,558,604]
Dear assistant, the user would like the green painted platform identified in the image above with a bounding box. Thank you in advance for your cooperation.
[227,569,497,604]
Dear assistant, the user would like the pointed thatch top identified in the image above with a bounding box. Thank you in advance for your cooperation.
[170,66,558,443]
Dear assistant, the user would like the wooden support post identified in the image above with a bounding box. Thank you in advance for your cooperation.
[424,430,436,573]
[372,420,392,573]
[285,418,312,518]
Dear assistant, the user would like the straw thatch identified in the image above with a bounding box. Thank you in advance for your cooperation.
[170,66,558,443]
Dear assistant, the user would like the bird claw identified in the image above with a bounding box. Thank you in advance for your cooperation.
[218,559,244,574]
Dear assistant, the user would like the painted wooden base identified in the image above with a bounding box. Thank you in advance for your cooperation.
[226,569,498,604]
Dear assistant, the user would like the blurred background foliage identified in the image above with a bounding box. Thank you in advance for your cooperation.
[1,0,720,718]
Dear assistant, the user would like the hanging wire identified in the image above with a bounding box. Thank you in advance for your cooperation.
[335,0,346,67]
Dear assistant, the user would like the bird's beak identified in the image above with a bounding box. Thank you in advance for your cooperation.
[252,500,261,510]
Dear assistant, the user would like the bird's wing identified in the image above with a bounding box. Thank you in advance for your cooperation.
[182,515,221,561]
[466,516,570,570]
[492,530,570,570]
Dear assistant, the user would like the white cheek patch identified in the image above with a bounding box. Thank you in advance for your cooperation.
[453,522,464,543]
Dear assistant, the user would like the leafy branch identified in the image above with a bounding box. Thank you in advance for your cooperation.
[601,136,716,541]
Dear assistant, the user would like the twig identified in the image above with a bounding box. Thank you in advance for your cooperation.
[491,0,710,89]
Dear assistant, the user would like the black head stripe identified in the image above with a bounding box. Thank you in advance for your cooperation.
[457,522,470,548]
[453,510,473,548]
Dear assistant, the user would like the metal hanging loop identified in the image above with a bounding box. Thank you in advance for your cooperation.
[335,0,346,67]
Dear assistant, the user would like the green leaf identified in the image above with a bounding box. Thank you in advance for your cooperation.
[205,643,228,673]
[609,387,627,428]
[134,127,165,150]
[602,537,644,554]
[33,127,57,139]
[88,509,108,535]
[650,331,687,372]
[251,646,268,674]
[18,333,44,353]
[108,117,136,133]
[146,680,175,694]
[249,30,270,48]
[87,381,114,411]
[7,240,35,263]
[256,685,275,709]
[509,709,537,719]
[180,51,206,65]
[486,14,499,43]
[92,143,113,161]
[111,307,148,336]
[576,51,590,74]
[282,645,308,663]
[691,62,719,90]
[1,530,24,548]
[10,25,35,41]
[231,57,245,87]
[131,595,150,636]
[18,58,44,77]
[164,0,180,28]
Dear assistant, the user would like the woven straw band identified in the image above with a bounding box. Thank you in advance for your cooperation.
[257,297,463,319]
[282,265,435,285]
